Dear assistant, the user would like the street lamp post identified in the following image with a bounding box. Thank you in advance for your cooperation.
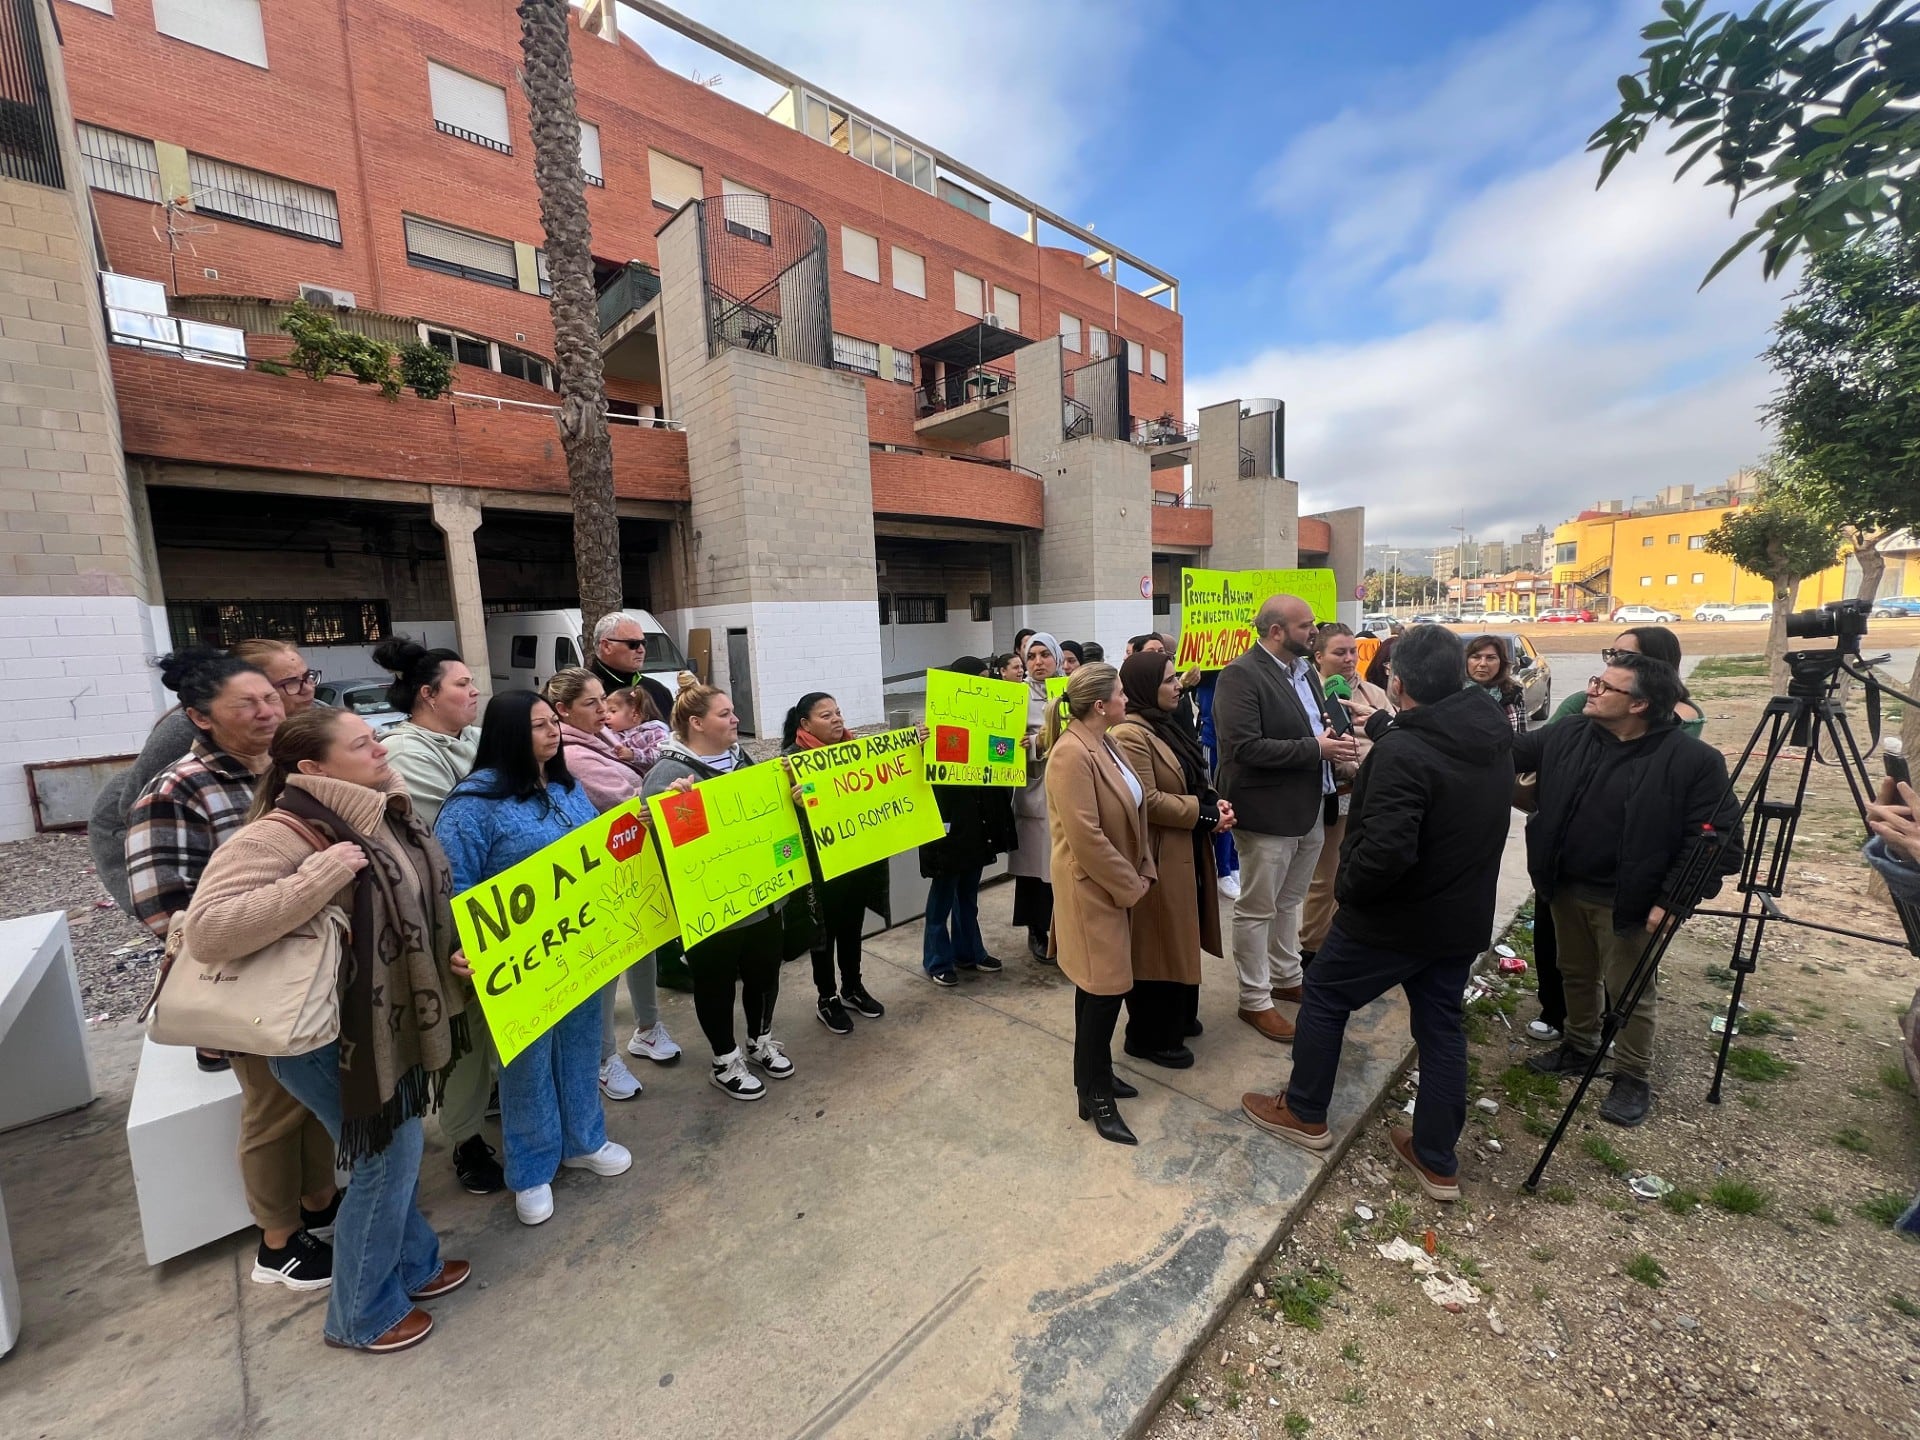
[1385,548,1400,613]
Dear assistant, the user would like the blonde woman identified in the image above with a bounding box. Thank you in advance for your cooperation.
[1044,662,1156,1145]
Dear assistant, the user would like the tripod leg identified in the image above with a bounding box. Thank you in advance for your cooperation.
[1705,968,1750,1106]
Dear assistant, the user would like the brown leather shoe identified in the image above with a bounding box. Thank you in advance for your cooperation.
[409,1259,471,1301]
[1238,1006,1295,1042]
[1389,1127,1460,1202]
[1241,1092,1332,1150]
[325,1306,434,1354]
[1270,984,1304,1004]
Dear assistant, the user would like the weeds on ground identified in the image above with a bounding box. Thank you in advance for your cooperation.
[1705,964,1737,984]
[1710,1177,1771,1215]
[1270,1267,1341,1330]
[1858,1191,1910,1227]
[1542,1184,1577,1205]
[1583,1135,1632,1177]
[1500,1064,1561,1117]
[1692,655,1768,679]
[1882,1062,1914,1093]
[1660,1187,1702,1216]
[1284,1413,1311,1437]
[1811,1204,1841,1226]
[1529,1245,1557,1263]
[1375,1199,1415,1240]
[1833,1126,1873,1154]
[1624,1253,1666,1288]
[1532,1283,1552,1302]
[1890,1294,1920,1320]
[1339,1340,1363,1364]
[1340,1386,1366,1407]
[1725,1046,1794,1083]
[1371,1299,1396,1318]
[1740,1010,1782,1036]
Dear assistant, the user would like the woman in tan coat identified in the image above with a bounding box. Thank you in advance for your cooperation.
[1110,653,1235,1070]
[1045,662,1156,1145]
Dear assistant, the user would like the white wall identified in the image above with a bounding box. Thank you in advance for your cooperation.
[879,617,992,687]
[659,599,886,738]
[0,596,169,841]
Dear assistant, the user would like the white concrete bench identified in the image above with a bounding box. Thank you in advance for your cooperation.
[0,911,98,1354]
[126,1033,254,1265]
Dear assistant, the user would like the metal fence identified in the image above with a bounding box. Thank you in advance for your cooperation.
[0,0,61,190]
[698,194,831,368]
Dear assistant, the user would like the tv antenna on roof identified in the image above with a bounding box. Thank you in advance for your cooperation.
[150,199,217,296]
[689,69,723,88]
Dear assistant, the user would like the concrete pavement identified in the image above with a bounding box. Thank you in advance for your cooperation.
[1,829,1530,1440]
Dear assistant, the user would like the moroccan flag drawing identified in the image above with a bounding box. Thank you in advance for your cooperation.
[934,725,970,765]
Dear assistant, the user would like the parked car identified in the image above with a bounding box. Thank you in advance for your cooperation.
[1410,612,1445,624]
[1467,611,1527,625]
[1358,614,1399,639]
[484,607,688,694]
[1537,608,1597,623]
[1611,604,1678,624]
[1460,632,1552,723]
[1871,596,1920,618]
[1694,602,1774,623]
[314,677,407,734]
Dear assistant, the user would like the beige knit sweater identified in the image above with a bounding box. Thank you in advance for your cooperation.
[182,773,405,966]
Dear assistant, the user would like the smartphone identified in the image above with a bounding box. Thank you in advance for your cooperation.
[1886,735,1909,788]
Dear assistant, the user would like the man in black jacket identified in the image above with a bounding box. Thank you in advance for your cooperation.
[1242,625,1514,1201]
[1518,652,1741,1126]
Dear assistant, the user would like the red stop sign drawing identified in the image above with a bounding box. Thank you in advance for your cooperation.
[604,809,647,862]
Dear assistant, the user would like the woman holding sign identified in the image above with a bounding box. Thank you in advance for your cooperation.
[1046,662,1156,1146]
[435,693,633,1227]
[1110,653,1234,1069]
[1011,633,1065,961]
[920,658,1019,987]
[543,669,683,1105]
[781,693,892,1034]
[642,674,795,1100]
[182,708,473,1353]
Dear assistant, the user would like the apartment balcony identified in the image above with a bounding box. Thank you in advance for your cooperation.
[913,366,1014,444]
[868,443,1043,529]
[1131,414,1197,472]
[598,260,664,389]
[1151,496,1212,549]
[108,343,689,503]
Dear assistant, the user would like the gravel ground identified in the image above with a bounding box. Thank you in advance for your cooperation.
[1146,666,1920,1440]
[1,831,158,1020]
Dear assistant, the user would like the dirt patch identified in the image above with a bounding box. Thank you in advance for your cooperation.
[0,832,157,1021]
[1148,673,1920,1440]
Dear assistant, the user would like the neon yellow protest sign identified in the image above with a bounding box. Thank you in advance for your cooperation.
[786,727,945,881]
[1175,567,1338,669]
[647,761,810,948]
[452,802,679,1067]
[923,669,1030,787]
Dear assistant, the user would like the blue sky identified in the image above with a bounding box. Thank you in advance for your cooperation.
[632,1,1796,554]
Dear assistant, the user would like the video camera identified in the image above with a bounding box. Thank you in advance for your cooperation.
[1785,597,1871,644]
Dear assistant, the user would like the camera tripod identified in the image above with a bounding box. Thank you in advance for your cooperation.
[1525,641,1920,1191]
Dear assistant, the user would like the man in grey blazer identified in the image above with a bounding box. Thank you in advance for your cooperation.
[1214,595,1358,1041]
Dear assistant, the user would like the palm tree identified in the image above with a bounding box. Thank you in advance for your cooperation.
[517,0,621,635]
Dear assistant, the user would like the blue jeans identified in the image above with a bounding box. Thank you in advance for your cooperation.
[923,869,986,976]
[499,993,606,1192]
[1283,923,1475,1177]
[269,1043,440,1348]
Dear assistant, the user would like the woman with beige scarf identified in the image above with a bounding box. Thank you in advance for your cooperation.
[183,708,474,1354]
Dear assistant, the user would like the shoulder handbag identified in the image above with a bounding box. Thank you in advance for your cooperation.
[139,813,351,1057]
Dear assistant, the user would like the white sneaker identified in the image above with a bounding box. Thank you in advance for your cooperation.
[598,1054,642,1100]
[710,1050,765,1101]
[1526,1020,1562,1043]
[747,1034,794,1079]
[1218,873,1242,900]
[628,1020,682,1065]
[515,1184,553,1226]
[561,1140,632,1177]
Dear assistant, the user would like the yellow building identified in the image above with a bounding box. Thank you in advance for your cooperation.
[1549,501,1852,616]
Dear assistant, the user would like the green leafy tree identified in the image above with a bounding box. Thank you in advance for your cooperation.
[1592,0,1920,283]
[1703,473,1843,687]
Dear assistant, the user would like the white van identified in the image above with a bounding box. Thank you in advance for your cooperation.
[484,608,688,693]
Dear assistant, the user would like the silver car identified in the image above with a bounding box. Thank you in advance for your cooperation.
[313,677,407,734]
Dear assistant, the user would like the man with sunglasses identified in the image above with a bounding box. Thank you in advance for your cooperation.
[1513,652,1741,1125]
[588,611,675,727]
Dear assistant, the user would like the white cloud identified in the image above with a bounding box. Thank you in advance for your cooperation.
[618,1,1155,208]
[1194,3,1794,549]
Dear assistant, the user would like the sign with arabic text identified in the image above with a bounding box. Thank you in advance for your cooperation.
[647,761,809,948]
[923,669,1030,787]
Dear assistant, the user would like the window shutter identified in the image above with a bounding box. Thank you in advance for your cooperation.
[722,178,770,238]
[841,227,879,282]
[891,246,925,298]
[403,217,516,283]
[1059,312,1081,352]
[991,285,1020,332]
[579,122,603,182]
[427,62,511,150]
[153,0,267,67]
[649,150,703,210]
[954,270,983,317]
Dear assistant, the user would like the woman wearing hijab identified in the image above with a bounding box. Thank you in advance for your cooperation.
[920,657,1019,986]
[1010,632,1064,961]
[1109,652,1234,1068]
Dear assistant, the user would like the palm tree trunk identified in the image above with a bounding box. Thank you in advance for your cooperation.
[517,0,621,640]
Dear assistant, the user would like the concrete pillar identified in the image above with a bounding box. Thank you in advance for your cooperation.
[1314,506,1366,629]
[1194,398,1300,573]
[430,486,490,695]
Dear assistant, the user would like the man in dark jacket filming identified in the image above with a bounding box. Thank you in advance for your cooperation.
[1242,624,1515,1202]
[1520,652,1741,1126]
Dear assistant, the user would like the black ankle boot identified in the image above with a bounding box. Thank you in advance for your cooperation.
[1077,1088,1138,1145]
[1111,1074,1139,1099]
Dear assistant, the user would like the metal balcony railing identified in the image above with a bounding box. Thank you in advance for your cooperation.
[698,196,832,368]
[1131,414,1197,447]
[1062,395,1093,439]
[915,365,1014,415]
[1238,445,1256,478]
[596,261,661,334]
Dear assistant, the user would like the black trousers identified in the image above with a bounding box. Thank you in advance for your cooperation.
[1072,987,1126,1094]
[1532,897,1566,1029]
[811,876,867,998]
[687,910,782,1057]
[1124,979,1197,1053]
[1013,876,1054,937]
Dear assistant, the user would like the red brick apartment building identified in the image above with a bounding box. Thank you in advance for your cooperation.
[0,0,1360,838]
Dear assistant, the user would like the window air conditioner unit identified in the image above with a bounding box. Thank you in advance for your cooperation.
[982,313,1003,329]
[298,284,356,310]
